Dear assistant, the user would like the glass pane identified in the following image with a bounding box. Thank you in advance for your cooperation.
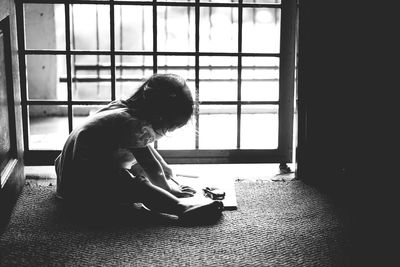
[241,56,279,101]
[71,4,110,50]
[115,5,153,51]
[159,0,195,2]
[240,105,278,149]
[73,105,104,130]
[200,0,238,2]
[158,6,195,52]
[116,56,153,100]
[26,55,67,100]
[24,4,65,50]
[158,56,196,98]
[242,8,280,53]
[201,0,281,2]
[200,7,238,52]
[157,120,196,150]
[72,55,111,100]
[243,0,281,3]
[28,105,68,150]
[199,105,236,149]
[199,57,237,101]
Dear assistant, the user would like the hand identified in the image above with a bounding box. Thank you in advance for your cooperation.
[169,180,196,198]
[179,184,196,195]
[170,186,196,198]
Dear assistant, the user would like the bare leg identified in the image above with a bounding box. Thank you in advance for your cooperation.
[135,177,185,215]
[135,177,223,218]
[103,168,224,222]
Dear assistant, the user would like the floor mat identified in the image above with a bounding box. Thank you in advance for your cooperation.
[0,180,353,266]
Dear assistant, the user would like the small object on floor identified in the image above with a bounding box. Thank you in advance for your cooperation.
[203,187,226,200]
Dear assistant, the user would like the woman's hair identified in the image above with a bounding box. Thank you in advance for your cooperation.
[124,73,194,135]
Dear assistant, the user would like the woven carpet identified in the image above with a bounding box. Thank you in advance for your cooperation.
[0,180,352,266]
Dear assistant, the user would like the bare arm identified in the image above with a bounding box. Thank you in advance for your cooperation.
[148,145,197,196]
[129,146,171,191]
[130,145,196,197]
[148,145,173,179]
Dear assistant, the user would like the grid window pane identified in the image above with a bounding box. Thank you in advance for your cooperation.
[158,6,195,52]
[241,56,279,101]
[243,0,281,3]
[199,105,237,149]
[19,0,294,164]
[72,55,111,100]
[199,57,237,101]
[71,4,110,50]
[115,55,153,99]
[26,55,67,100]
[24,4,65,50]
[200,0,238,2]
[115,5,153,51]
[28,105,68,150]
[240,105,278,149]
[157,120,196,150]
[72,81,111,101]
[242,8,281,53]
[160,0,195,2]
[200,7,238,52]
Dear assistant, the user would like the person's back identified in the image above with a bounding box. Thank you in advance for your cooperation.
[55,100,154,201]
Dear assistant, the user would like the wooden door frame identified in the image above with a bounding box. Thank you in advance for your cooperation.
[0,14,25,232]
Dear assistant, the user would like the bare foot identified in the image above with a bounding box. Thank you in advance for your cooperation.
[179,201,224,224]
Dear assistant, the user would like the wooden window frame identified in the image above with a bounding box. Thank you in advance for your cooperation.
[15,0,297,165]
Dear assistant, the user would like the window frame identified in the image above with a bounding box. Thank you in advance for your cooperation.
[15,0,297,165]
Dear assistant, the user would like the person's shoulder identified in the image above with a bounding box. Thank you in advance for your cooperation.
[120,112,146,130]
[78,100,148,136]
[97,99,127,112]
[90,101,132,122]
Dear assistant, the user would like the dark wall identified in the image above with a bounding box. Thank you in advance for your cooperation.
[296,0,397,264]
[297,0,397,196]
[297,1,351,188]
[297,0,397,199]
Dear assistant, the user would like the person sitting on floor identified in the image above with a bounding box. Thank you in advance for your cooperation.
[55,73,223,223]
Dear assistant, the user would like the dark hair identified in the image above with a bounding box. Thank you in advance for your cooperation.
[123,73,194,135]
